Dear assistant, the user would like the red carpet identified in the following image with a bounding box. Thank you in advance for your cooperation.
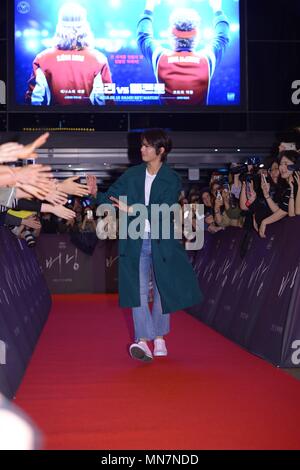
[16,294,300,450]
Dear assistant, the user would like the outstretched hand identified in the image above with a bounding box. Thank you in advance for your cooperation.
[0,143,25,163]
[17,183,50,201]
[50,205,76,221]
[109,196,132,214]
[22,215,41,230]
[44,188,68,205]
[0,133,49,163]
[86,175,98,198]
[17,132,50,160]
[59,176,90,197]
[14,164,53,188]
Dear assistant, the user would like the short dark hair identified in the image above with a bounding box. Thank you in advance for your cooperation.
[278,150,299,164]
[141,128,172,162]
[170,8,200,52]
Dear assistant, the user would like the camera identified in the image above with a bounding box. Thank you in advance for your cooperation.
[65,196,74,210]
[86,209,93,220]
[23,229,36,248]
[216,190,222,200]
[82,197,91,208]
[230,156,262,177]
[221,176,230,192]
[231,157,263,188]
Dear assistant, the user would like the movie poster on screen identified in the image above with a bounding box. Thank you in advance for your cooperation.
[14,0,241,108]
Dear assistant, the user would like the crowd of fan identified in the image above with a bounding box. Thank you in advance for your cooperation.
[0,134,299,251]
[179,141,300,243]
[40,197,97,236]
[0,133,96,248]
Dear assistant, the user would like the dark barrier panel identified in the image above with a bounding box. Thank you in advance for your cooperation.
[0,228,52,398]
[35,235,118,294]
[188,217,300,368]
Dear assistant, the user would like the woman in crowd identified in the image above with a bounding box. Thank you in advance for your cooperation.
[259,150,299,238]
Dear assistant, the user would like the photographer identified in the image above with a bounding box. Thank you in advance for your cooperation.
[238,157,274,231]
[213,189,225,226]
[240,173,278,235]
[200,188,221,233]
[230,163,242,200]
[214,188,244,229]
[80,206,97,233]
[7,202,75,246]
[258,151,299,238]
[207,182,225,233]
[7,210,41,248]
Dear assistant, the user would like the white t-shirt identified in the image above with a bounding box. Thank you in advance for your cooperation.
[145,169,157,233]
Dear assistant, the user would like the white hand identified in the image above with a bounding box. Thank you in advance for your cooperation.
[86,175,97,197]
[22,215,41,230]
[50,205,76,220]
[0,143,25,163]
[14,165,53,187]
[44,189,68,205]
[0,133,50,163]
[109,196,132,213]
[15,132,49,160]
[17,183,49,200]
[59,177,89,197]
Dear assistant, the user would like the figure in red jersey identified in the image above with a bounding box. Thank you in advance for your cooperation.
[137,0,230,105]
[26,2,113,106]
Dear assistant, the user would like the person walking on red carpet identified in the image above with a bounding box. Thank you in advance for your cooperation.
[89,129,202,362]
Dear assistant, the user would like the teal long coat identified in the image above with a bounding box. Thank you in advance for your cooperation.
[96,162,203,313]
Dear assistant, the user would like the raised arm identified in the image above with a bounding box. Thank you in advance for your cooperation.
[137,0,162,68]
[95,171,129,207]
[206,0,230,77]
[259,210,287,238]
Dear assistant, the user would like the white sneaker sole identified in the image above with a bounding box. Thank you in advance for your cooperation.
[130,345,153,362]
[153,351,168,357]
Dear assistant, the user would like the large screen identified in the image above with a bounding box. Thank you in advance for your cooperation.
[0,43,6,107]
[14,0,241,109]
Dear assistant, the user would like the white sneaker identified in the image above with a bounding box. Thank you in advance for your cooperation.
[153,338,168,357]
[129,341,153,362]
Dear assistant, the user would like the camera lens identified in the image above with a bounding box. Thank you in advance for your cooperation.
[24,230,36,248]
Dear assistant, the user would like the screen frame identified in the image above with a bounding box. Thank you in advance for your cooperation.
[8,0,247,114]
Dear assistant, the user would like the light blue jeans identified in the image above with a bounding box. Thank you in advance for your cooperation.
[132,235,170,341]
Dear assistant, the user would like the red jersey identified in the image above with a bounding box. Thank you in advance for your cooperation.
[137,9,230,106]
[157,51,210,105]
[26,48,112,106]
